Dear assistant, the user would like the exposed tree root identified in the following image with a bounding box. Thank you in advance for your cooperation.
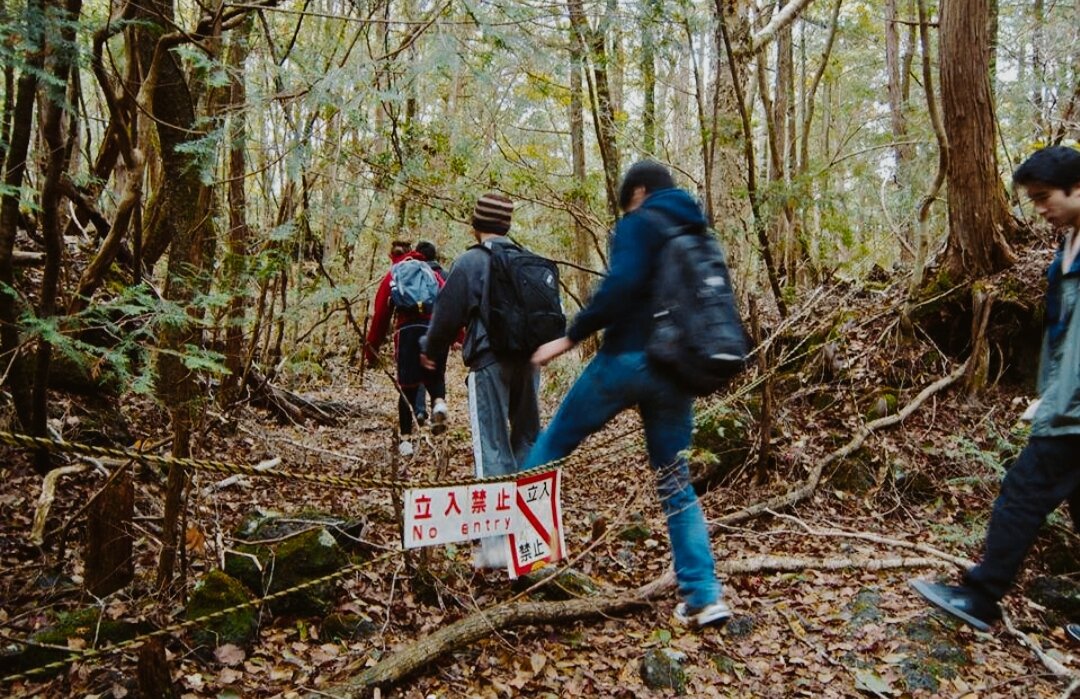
[717,360,968,526]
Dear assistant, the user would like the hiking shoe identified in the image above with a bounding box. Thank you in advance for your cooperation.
[909,579,999,632]
[1066,623,1080,644]
[398,440,414,457]
[431,399,448,436]
[674,599,732,628]
[415,411,427,427]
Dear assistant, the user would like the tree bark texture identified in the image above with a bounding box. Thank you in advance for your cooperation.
[939,0,1016,280]
[84,467,135,597]
[0,0,45,431]
[31,0,84,473]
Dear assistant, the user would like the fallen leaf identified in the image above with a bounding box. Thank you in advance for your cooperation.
[529,653,546,674]
[185,526,206,554]
[214,644,245,667]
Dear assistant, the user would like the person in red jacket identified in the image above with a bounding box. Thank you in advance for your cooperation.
[366,240,449,456]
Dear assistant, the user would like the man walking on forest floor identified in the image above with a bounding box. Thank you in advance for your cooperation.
[911,145,1080,632]
[521,160,730,628]
[366,240,450,457]
[421,193,542,570]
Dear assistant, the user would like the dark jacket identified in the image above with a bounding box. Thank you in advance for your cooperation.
[567,187,708,354]
[422,236,514,369]
[1033,238,1080,437]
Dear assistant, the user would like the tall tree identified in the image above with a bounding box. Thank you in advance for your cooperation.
[939,0,1016,279]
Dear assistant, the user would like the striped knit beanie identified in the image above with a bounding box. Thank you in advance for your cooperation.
[472,192,514,234]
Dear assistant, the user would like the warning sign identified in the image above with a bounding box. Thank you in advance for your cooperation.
[402,469,566,577]
[402,481,521,549]
[508,469,566,578]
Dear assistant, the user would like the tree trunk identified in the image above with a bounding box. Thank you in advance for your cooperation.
[142,0,218,588]
[569,0,620,219]
[0,0,44,433]
[219,18,254,407]
[31,0,83,473]
[568,17,598,359]
[84,467,134,597]
[939,0,1016,280]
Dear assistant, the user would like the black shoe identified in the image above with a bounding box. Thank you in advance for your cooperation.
[1066,623,1080,644]
[909,579,1000,632]
[415,411,428,427]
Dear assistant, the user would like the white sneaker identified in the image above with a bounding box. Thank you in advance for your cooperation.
[398,440,414,457]
[674,599,732,627]
[431,399,448,435]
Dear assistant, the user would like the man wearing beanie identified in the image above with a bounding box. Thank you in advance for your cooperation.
[421,192,542,570]
[521,160,732,627]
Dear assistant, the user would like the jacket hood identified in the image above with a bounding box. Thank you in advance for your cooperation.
[393,250,427,264]
[636,187,708,228]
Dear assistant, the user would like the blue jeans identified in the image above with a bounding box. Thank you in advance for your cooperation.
[523,350,721,609]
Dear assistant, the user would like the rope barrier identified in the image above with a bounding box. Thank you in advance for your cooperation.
[0,430,560,489]
[0,550,400,685]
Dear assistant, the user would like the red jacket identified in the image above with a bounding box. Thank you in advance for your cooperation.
[366,250,446,363]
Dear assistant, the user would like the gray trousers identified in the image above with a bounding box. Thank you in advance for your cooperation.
[467,359,540,568]
[467,360,541,479]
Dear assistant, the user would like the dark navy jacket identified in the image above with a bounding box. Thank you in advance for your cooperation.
[567,187,708,354]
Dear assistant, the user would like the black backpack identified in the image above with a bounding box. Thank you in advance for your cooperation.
[477,240,566,358]
[644,212,749,395]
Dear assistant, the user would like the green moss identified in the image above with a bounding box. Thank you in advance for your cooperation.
[224,527,346,615]
[0,607,145,678]
[186,570,257,648]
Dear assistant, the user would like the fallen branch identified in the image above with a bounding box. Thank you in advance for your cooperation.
[31,463,89,545]
[764,509,976,569]
[329,554,943,694]
[1001,610,1078,681]
[202,456,280,494]
[718,360,969,526]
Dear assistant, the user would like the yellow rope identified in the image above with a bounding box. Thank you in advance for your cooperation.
[0,550,399,684]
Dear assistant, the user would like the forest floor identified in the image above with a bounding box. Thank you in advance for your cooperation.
[3,247,1080,698]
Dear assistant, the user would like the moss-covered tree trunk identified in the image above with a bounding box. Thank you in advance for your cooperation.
[137,0,219,589]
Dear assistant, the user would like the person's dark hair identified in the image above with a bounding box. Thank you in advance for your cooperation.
[1013,146,1080,191]
[618,159,677,210]
[416,240,438,262]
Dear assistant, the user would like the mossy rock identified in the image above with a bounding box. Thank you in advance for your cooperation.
[186,570,258,648]
[234,509,366,552]
[690,404,753,489]
[845,588,883,627]
[234,508,285,539]
[321,613,378,641]
[865,391,898,420]
[224,527,347,615]
[618,521,651,543]
[896,616,971,693]
[0,607,145,677]
[724,614,754,638]
[640,648,687,695]
[829,448,878,494]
